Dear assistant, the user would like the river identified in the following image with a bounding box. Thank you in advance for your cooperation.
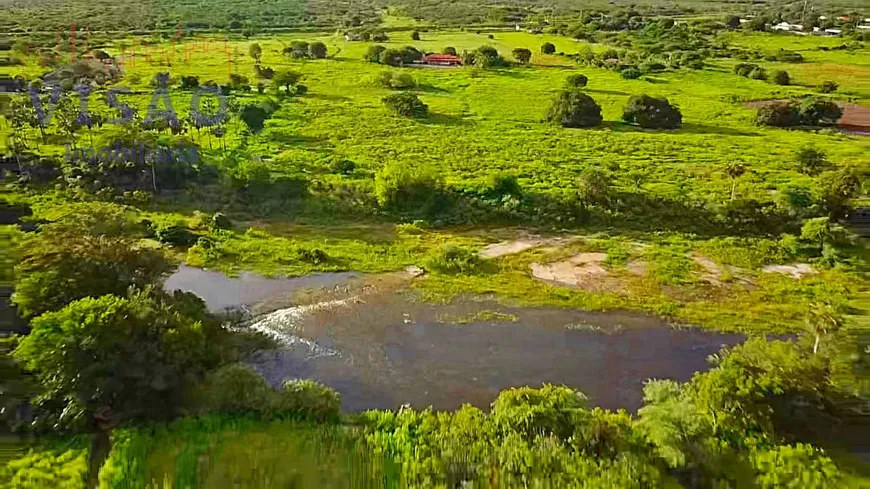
[166,266,745,412]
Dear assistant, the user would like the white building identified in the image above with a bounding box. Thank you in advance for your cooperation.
[772,22,803,31]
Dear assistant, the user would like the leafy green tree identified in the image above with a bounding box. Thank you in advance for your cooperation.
[308,41,328,59]
[248,43,262,64]
[578,167,612,206]
[273,70,302,94]
[364,45,386,63]
[382,92,428,117]
[13,209,175,318]
[240,104,269,134]
[541,42,556,54]
[512,48,532,64]
[772,70,790,85]
[795,146,827,175]
[747,16,767,31]
[399,46,423,64]
[411,30,420,40]
[379,48,404,66]
[443,46,457,55]
[814,167,860,219]
[757,102,801,127]
[622,95,682,129]
[565,74,588,88]
[547,90,603,128]
[751,444,841,488]
[799,98,842,126]
[375,162,446,217]
[491,385,587,441]
[804,302,844,355]
[726,15,742,29]
[800,217,832,249]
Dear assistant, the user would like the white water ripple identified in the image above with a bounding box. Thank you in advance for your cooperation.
[247,298,357,358]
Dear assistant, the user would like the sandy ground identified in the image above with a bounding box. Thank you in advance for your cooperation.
[762,263,816,279]
[479,236,572,258]
[530,252,613,290]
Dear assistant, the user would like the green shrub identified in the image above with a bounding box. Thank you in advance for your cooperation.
[491,385,587,440]
[620,67,642,79]
[443,46,457,55]
[211,212,232,230]
[798,98,842,125]
[382,92,428,117]
[2,444,88,489]
[541,42,556,54]
[622,95,682,129]
[771,70,790,85]
[153,223,197,246]
[818,80,838,93]
[756,102,801,127]
[748,67,768,80]
[425,246,488,275]
[277,379,342,422]
[375,163,447,217]
[296,247,329,264]
[309,41,328,59]
[565,73,588,88]
[734,63,758,77]
[547,89,603,128]
[364,45,386,63]
[377,71,415,90]
[196,363,276,416]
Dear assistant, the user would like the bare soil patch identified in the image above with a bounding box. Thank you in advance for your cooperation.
[530,252,622,291]
[480,236,572,258]
[762,263,816,279]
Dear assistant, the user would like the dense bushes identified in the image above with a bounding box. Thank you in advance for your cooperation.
[547,90,603,128]
[377,71,416,90]
[756,99,842,127]
[197,363,341,422]
[565,73,588,88]
[772,70,790,85]
[622,95,682,129]
[382,92,428,117]
[375,163,448,217]
[464,45,505,68]
[620,67,642,79]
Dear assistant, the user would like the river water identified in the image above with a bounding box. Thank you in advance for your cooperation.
[166,267,745,413]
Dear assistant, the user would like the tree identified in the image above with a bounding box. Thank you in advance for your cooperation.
[800,217,832,250]
[512,48,532,64]
[578,168,612,206]
[565,74,588,88]
[399,46,423,64]
[799,99,842,126]
[726,15,742,29]
[772,70,790,85]
[622,95,682,129]
[365,45,387,63]
[747,16,767,31]
[13,208,175,319]
[547,90,603,128]
[248,43,262,64]
[814,167,860,219]
[240,104,269,134]
[795,146,827,175]
[13,291,236,486]
[725,163,746,201]
[804,302,843,355]
[411,31,420,40]
[818,80,838,93]
[756,102,801,127]
[309,41,328,59]
[379,48,404,66]
[382,92,428,118]
[443,47,457,56]
[273,70,302,94]
[541,42,556,54]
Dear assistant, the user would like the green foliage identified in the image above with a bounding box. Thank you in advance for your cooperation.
[622,95,682,129]
[442,46,457,55]
[308,41,328,59]
[565,73,588,88]
[749,67,768,80]
[756,102,801,127]
[379,48,404,66]
[772,70,790,85]
[1,443,87,489]
[798,98,843,126]
[152,222,197,246]
[195,363,277,416]
[382,92,428,118]
[541,42,556,54]
[364,45,387,63]
[795,146,827,175]
[465,45,504,68]
[375,162,446,216]
[512,47,532,64]
[818,80,838,93]
[814,167,860,219]
[273,70,303,94]
[491,385,587,440]
[424,245,488,275]
[278,379,342,423]
[546,89,603,128]
[620,67,642,79]
[750,444,841,488]
[411,30,420,41]
[13,209,175,318]
[377,71,416,90]
[13,291,234,431]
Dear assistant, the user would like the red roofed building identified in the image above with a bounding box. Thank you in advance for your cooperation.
[421,54,463,66]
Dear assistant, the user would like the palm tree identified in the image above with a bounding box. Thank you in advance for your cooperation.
[805,302,844,355]
[725,163,746,202]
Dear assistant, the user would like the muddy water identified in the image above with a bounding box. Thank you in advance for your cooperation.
[167,267,744,413]
[165,265,358,312]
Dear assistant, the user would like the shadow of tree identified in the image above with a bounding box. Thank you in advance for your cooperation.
[584,88,631,97]
[420,113,470,127]
[602,121,760,136]
[305,93,353,102]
